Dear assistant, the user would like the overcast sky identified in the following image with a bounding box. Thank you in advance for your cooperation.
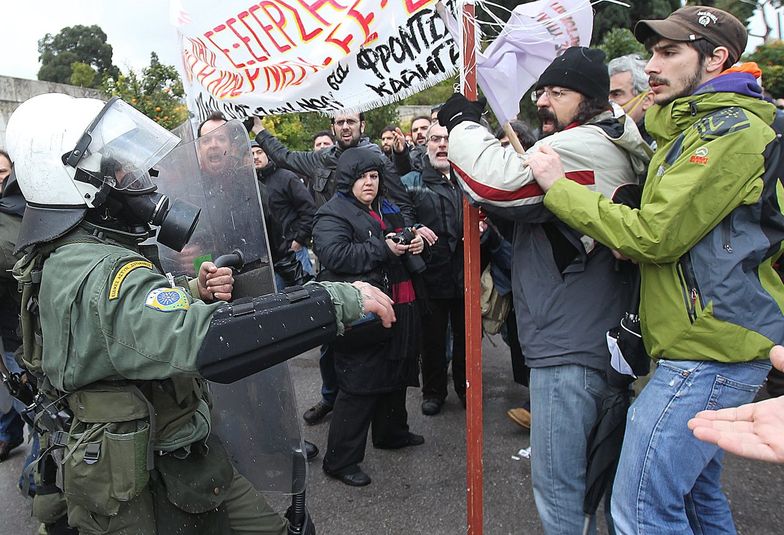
[2,0,182,81]
[0,1,780,82]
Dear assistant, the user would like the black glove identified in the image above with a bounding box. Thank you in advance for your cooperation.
[437,93,487,132]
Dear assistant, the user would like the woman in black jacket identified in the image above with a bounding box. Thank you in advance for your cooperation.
[313,147,425,487]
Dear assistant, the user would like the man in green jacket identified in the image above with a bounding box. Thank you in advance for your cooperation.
[5,93,395,535]
[527,6,784,534]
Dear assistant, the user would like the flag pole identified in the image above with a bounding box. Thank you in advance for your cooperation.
[502,122,526,154]
[460,1,483,534]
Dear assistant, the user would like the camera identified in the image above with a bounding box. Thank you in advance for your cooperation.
[387,226,426,274]
[389,227,417,245]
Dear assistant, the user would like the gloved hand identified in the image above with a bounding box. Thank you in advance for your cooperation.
[437,93,487,132]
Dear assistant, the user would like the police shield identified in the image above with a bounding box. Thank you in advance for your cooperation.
[153,120,307,494]
[155,120,275,295]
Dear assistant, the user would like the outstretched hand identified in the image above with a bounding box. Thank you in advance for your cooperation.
[393,127,408,153]
[352,281,396,327]
[688,345,784,463]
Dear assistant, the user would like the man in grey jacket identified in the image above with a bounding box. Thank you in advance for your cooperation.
[439,47,651,534]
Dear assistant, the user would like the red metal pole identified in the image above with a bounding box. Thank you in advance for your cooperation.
[460,2,482,534]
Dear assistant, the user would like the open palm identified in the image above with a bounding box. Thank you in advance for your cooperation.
[688,346,784,463]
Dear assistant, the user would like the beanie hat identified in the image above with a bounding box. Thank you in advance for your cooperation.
[250,140,260,149]
[535,47,609,101]
[634,6,747,66]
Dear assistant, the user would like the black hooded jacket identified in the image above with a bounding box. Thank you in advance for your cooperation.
[312,148,419,394]
[313,149,404,289]
[256,131,416,226]
[0,180,24,349]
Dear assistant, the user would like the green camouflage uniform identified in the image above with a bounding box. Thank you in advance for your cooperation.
[20,227,364,534]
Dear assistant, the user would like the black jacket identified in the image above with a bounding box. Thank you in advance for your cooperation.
[256,131,416,227]
[0,189,23,349]
[404,159,464,299]
[392,143,426,177]
[257,163,315,255]
[312,148,419,394]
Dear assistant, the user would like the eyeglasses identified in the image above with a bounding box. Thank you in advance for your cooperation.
[334,118,359,127]
[531,88,573,103]
[428,135,449,144]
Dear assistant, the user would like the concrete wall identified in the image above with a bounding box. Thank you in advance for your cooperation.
[397,105,434,129]
[0,75,104,149]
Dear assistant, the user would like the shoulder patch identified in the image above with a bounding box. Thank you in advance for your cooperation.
[109,260,153,300]
[145,287,191,312]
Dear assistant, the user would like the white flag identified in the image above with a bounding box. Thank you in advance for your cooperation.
[441,0,593,124]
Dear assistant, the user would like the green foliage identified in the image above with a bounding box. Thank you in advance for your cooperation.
[745,40,784,98]
[761,65,784,99]
[260,114,323,150]
[592,1,681,46]
[399,77,458,107]
[364,103,400,140]
[69,62,96,88]
[746,39,784,64]
[598,29,648,61]
[259,103,399,151]
[38,24,119,86]
[101,53,187,131]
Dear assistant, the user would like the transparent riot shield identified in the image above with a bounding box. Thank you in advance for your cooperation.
[154,120,307,494]
[170,120,196,145]
[155,120,275,295]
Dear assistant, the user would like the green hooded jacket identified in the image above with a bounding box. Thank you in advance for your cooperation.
[543,86,784,362]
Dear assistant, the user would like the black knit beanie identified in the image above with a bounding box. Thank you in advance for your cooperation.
[534,47,609,101]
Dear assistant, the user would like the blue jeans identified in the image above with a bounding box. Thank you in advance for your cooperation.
[295,246,315,276]
[319,344,338,407]
[274,247,315,290]
[611,359,770,535]
[0,352,24,445]
[530,364,615,535]
[0,407,23,443]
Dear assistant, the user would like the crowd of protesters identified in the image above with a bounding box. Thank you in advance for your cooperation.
[3,4,784,534]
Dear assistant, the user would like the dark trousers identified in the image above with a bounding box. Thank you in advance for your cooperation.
[319,344,339,406]
[503,308,530,387]
[323,388,410,475]
[421,297,466,401]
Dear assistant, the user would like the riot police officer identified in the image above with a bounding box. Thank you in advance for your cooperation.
[5,93,395,534]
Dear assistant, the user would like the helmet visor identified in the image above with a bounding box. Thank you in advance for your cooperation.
[77,98,180,192]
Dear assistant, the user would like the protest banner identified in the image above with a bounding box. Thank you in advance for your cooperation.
[171,0,459,120]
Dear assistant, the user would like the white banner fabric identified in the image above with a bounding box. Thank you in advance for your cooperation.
[171,0,459,120]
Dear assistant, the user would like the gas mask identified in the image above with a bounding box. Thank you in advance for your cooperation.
[63,97,200,251]
[100,186,201,252]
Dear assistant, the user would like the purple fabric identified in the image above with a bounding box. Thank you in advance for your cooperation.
[693,72,763,99]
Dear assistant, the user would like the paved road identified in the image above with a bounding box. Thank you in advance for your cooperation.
[2,334,784,534]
